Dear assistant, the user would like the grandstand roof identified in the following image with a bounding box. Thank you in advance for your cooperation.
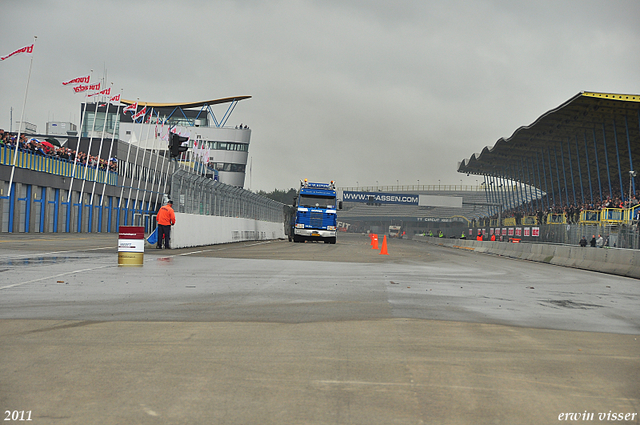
[120,96,252,109]
[458,92,640,197]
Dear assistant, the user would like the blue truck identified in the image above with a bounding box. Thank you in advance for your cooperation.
[289,179,342,244]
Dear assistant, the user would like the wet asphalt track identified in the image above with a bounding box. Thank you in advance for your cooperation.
[0,233,638,424]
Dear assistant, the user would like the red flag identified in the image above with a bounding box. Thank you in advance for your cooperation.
[109,94,121,104]
[1,44,34,61]
[123,102,137,114]
[62,74,90,85]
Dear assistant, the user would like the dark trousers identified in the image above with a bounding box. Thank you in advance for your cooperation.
[157,224,171,248]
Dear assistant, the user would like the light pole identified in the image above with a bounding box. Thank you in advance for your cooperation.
[629,170,636,206]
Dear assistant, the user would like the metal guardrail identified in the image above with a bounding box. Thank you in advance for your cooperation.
[170,168,284,223]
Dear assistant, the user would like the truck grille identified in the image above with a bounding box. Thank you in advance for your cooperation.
[310,212,323,228]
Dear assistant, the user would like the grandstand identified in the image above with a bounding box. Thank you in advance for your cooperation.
[456,91,640,247]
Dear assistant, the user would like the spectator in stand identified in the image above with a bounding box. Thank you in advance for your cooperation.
[590,235,596,247]
[579,236,587,247]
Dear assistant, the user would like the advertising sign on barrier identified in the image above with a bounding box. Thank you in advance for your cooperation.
[524,227,531,237]
[532,227,540,237]
[118,226,145,266]
[343,191,419,205]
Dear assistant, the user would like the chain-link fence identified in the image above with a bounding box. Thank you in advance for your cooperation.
[537,223,640,249]
[170,169,284,223]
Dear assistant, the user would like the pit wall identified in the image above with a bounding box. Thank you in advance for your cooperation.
[169,213,285,248]
[412,235,640,279]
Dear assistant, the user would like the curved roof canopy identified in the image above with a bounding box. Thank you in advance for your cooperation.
[117,95,252,128]
[120,96,251,108]
[458,92,640,202]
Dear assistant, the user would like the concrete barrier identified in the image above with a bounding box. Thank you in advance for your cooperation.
[164,213,285,249]
[413,235,640,279]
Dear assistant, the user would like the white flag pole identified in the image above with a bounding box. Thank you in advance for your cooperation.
[142,110,160,209]
[101,89,123,200]
[159,116,171,198]
[7,36,37,198]
[150,112,164,204]
[79,85,103,204]
[118,98,138,208]
[67,69,94,202]
[126,103,146,219]
[134,106,154,218]
[90,82,114,206]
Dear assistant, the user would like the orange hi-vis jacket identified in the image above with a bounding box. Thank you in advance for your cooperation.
[157,204,175,226]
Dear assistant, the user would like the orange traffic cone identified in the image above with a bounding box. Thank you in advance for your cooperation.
[380,235,389,255]
[371,234,379,250]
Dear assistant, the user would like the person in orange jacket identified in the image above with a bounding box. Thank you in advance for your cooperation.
[490,233,496,241]
[156,200,176,249]
[476,231,483,241]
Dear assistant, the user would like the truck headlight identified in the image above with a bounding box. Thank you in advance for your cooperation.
[327,226,336,231]
[296,223,305,228]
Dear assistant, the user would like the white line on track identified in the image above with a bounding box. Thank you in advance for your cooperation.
[0,264,113,290]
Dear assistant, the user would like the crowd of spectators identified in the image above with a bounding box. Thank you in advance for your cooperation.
[484,191,640,226]
[0,129,117,172]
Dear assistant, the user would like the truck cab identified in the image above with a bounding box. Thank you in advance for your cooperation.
[290,179,342,244]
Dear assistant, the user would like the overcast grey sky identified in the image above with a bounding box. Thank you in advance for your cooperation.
[1,0,638,191]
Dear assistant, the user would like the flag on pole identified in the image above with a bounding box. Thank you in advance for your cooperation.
[123,102,137,114]
[1,43,34,61]
[109,94,121,104]
[132,105,147,121]
[73,82,101,94]
[62,74,90,85]
[88,87,111,97]
[170,125,190,138]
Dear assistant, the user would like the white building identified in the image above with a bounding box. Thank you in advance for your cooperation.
[82,96,252,187]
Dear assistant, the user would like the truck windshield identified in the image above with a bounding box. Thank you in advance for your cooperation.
[299,195,335,209]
